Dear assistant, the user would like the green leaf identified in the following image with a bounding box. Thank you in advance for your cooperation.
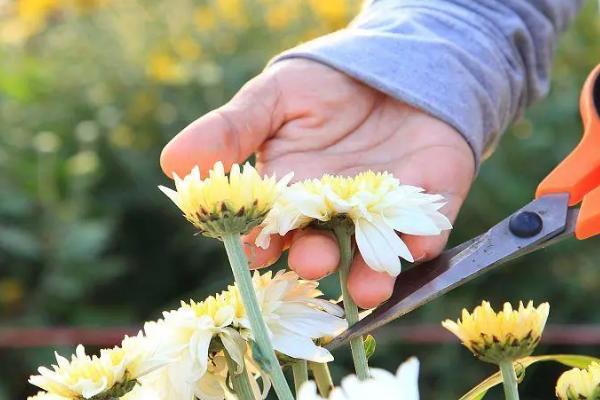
[460,354,600,400]
[363,335,376,360]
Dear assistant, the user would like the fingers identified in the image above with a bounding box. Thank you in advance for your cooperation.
[394,138,475,262]
[288,229,340,280]
[160,73,283,178]
[345,131,474,308]
[242,228,285,269]
[347,254,396,309]
[401,192,464,262]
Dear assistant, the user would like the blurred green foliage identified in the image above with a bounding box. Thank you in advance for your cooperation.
[0,0,598,399]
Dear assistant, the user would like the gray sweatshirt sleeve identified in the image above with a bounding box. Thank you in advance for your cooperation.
[272,0,582,165]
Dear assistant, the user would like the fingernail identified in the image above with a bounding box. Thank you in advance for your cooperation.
[413,252,427,262]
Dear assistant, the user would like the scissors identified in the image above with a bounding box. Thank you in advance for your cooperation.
[327,64,600,350]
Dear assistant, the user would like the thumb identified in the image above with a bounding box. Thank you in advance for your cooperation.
[160,73,283,178]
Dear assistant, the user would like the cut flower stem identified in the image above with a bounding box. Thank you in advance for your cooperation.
[499,359,520,400]
[333,223,370,381]
[308,361,334,398]
[221,232,294,400]
[292,359,308,395]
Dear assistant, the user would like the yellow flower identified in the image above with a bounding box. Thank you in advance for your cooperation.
[173,37,202,61]
[0,278,24,305]
[68,0,112,13]
[146,51,187,84]
[194,6,217,31]
[159,162,293,237]
[264,1,300,30]
[29,334,169,399]
[308,0,349,28]
[442,301,549,364]
[556,362,600,400]
[29,344,133,399]
[216,0,248,29]
[16,0,59,28]
[257,171,451,276]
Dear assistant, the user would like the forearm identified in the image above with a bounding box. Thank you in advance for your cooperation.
[271,0,583,166]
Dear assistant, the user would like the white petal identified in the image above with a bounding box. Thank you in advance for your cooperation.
[307,298,345,318]
[219,328,246,374]
[190,330,213,378]
[215,306,235,327]
[297,381,326,400]
[338,374,374,399]
[191,165,202,180]
[255,227,274,249]
[329,387,351,400]
[276,171,295,189]
[121,384,162,400]
[323,186,352,213]
[195,372,226,400]
[293,190,328,220]
[78,376,108,399]
[276,303,347,338]
[426,210,453,230]
[385,209,443,236]
[158,186,180,206]
[212,162,225,177]
[354,217,413,276]
[396,358,420,400]
[271,329,333,362]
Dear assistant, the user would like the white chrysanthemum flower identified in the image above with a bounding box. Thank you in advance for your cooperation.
[298,358,420,400]
[257,172,451,276]
[142,294,248,400]
[27,392,68,400]
[159,162,293,237]
[229,270,348,362]
[120,383,162,400]
[117,331,175,377]
[135,363,193,400]
[134,269,342,400]
[135,346,270,400]
[28,334,168,400]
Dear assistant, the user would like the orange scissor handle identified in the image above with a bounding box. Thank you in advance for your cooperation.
[536,64,600,239]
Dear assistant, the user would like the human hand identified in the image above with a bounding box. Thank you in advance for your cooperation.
[160,59,475,309]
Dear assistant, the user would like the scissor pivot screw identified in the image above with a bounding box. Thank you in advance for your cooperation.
[509,211,543,238]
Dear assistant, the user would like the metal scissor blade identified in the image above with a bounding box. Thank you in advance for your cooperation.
[327,194,574,350]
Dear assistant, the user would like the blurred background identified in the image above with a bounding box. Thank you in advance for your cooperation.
[0,0,599,398]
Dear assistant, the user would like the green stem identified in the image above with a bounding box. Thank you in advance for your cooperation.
[292,359,309,395]
[333,224,370,381]
[308,361,334,398]
[499,360,520,400]
[224,349,256,400]
[222,233,294,400]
